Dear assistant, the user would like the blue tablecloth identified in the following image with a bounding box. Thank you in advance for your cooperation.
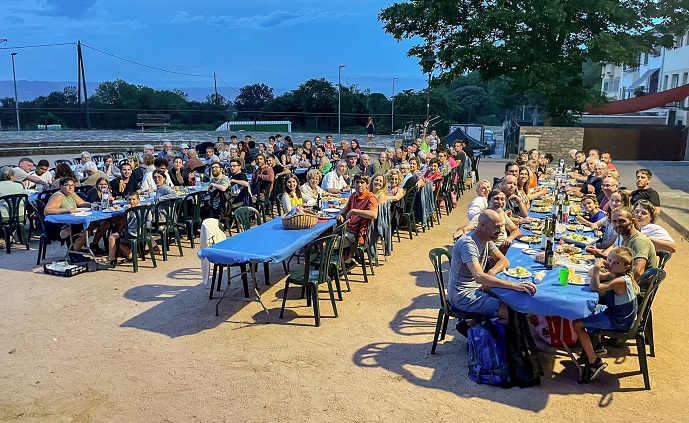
[45,209,125,229]
[197,219,337,265]
[492,242,599,321]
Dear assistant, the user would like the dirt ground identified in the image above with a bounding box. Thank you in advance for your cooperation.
[1,160,688,423]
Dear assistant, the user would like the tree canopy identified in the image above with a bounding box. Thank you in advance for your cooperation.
[379,0,689,125]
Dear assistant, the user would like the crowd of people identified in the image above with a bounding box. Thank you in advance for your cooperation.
[448,147,673,384]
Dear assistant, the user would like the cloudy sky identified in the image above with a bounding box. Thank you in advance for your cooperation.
[0,0,427,99]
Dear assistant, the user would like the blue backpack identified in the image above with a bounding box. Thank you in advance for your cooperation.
[467,320,510,386]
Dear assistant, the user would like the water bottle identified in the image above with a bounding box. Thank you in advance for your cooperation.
[101,188,109,210]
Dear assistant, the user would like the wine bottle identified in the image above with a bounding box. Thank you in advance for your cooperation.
[314,193,321,212]
[545,239,554,270]
[561,193,570,223]
[540,217,550,250]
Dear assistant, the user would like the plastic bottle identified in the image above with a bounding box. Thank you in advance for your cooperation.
[101,188,109,210]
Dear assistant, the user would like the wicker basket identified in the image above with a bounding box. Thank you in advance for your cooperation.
[282,211,318,230]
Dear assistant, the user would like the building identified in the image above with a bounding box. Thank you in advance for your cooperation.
[600,31,689,125]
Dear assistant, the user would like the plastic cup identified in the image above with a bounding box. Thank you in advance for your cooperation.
[559,268,569,286]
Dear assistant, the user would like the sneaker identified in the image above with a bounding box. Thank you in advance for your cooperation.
[90,244,106,255]
[455,319,470,338]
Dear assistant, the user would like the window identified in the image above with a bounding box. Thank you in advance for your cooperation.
[643,52,649,65]
[663,75,669,91]
[672,74,679,89]
[675,35,685,48]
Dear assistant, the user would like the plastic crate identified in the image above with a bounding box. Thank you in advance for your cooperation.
[44,263,89,277]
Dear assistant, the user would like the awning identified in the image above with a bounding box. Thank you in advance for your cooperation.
[625,68,659,92]
[586,84,689,115]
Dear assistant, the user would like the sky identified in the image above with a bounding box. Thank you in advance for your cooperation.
[0,0,427,101]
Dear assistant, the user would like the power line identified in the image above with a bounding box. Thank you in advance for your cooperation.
[214,74,241,94]
[81,43,214,78]
[0,42,76,50]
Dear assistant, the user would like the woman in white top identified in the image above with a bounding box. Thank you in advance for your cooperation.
[300,169,327,206]
[633,199,676,253]
[467,179,491,221]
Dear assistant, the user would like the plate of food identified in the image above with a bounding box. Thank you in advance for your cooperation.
[561,233,597,247]
[103,206,123,213]
[518,235,541,244]
[531,206,552,213]
[568,273,587,285]
[531,201,548,208]
[567,256,592,266]
[503,267,532,279]
[557,244,582,254]
[322,208,340,213]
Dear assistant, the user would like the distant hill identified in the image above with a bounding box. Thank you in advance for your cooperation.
[0,80,288,103]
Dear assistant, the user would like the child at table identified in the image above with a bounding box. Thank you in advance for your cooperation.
[576,194,606,227]
[107,192,148,266]
[572,246,639,383]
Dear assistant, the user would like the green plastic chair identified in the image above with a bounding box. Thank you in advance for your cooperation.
[0,193,30,254]
[349,219,376,283]
[280,233,339,327]
[328,220,351,300]
[179,191,203,247]
[152,198,183,261]
[428,248,482,355]
[233,206,270,289]
[592,268,666,390]
[114,205,157,273]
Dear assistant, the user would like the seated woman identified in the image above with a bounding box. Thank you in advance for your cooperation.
[369,172,388,203]
[128,156,145,184]
[280,174,303,213]
[387,169,406,231]
[87,177,111,204]
[300,169,327,206]
[152,170,178,203]
[467,179,491,221]
[315,145,332,175]
[281,146,296,169]
[576,194,606,227]
[409,157,425,189]
[101,154,120,177]
[52,162,81,188]
[423,158,442,183]
[86,177,119,254]
[634,199,676,253]
[44,177,93,252]
[169,157,191,187]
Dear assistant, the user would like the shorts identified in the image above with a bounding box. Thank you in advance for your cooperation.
[449,289,501,318]
[340,231,356,249]
[581,305,616,331]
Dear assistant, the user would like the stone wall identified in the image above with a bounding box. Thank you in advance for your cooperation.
[520,127,584,161]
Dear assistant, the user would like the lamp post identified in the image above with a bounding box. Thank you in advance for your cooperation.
[338,65,346,134]
[424,55,436,121]
[391,77,398,133]
[11,52,20,131]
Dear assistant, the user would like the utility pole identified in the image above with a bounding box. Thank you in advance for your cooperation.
[77,41,91,129]
[11,52,20,131]
[214,72,218,105]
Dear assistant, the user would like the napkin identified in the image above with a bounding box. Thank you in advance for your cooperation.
[533,270,546,284]
[511,242,530,249]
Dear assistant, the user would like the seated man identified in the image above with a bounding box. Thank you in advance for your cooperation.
[493,161,519,189]
[500,174,529,220]
[81,162,108,187]
[25,159,53,188]
[13,157,51,189]
[629,168,661,214]
[448,210,537,326]
[336,174,378,266]
[454,189,522,253]
[321,160,350,194]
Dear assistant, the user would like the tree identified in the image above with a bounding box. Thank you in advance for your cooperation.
[234,83,274,112]
[380,0,689,125]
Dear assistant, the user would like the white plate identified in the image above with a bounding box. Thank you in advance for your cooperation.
[503,268,533,279]
[72,211,92,217]
[75,207,90,212]
[103,208,123,213]
[322,208,340,213]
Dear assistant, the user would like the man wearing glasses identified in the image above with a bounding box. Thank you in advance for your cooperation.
[336,174,378,267]
[227,158,251,207]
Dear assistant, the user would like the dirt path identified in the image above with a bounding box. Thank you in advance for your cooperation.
[1,163,688,422]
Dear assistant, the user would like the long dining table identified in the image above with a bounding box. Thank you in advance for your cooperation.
[492,181,602,376]
[198,218,338,315]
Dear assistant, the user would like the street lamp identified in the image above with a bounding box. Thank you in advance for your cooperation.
[11,52,20,131]
[424,54,436,121]
[338,65,346,134]
[391,77,398,133]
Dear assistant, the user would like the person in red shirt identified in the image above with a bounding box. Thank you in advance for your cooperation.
[336,174,378,266]
[423,158,443,183]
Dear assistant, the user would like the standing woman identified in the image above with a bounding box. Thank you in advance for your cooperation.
[280,174,303,212]
[366,117,375,142]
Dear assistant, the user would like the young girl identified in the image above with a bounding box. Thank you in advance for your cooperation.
[572,246,639,383]
[577,194,606,227]
[280,174,302,213]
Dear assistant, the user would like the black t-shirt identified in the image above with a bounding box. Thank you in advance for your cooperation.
[631,187,661,207]
[110,177,139,197]
[272,164,285,176]
[169,168,191,187]
[462,145,474,159]
[229,172,250,205]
